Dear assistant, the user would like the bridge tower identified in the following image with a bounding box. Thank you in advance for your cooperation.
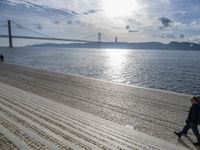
[115,36,118,43]
[8,20,13,48]
[98,32,101,43]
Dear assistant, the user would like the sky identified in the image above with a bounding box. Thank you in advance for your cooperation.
[0,0,200,46]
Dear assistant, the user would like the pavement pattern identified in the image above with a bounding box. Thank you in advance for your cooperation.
[0,63,198,149]
[0,82,188,150]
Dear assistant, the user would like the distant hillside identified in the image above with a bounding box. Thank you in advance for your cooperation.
[29,41,200,51]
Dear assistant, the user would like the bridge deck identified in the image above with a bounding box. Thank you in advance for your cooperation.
[0,34,96,43]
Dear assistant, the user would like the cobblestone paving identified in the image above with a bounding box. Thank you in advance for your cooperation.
[0,82,188,149]
[0,63,196,150]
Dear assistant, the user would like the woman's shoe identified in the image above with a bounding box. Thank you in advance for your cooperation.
[174,131,182,138]
[193,142,200,146]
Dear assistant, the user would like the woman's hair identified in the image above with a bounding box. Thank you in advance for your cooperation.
[193,96,200,103]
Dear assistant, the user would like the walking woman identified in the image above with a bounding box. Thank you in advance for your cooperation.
[174,96,200,146]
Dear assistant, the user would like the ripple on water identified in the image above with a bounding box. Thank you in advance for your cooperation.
[0,47,199,95]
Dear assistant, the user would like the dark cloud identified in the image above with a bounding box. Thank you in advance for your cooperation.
[53,20,72,25]
[74,20,91,27]
[68,20,72,25]
[129,29,138,33]
[83,9,99,15]
[53,20,60,24]
[36,23,43,30]
[180,34,185,38]
[126,25,130,29]
[160,34,184,39]
[166,34,175,38]
[160,34,176,39]
[1,0,77,21]
[159,17,172,29]
[126,25,138,33]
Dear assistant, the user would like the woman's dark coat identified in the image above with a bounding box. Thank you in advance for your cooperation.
[187,104,200,124]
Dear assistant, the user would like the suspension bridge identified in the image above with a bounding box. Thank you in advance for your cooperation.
[0,20,114,48]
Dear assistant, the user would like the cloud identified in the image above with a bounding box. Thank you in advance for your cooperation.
[126,25,130,29]
[189,35,200,43]
[53,20,60,24]
[36,23,43,30]
[159,17,172,29]
[68,20,72,25]
[83,9,99,15]
[160,34,176,39]
[2,0,78,19]
[159,33,184,40]
[0,0,200,45]
[4,0,100,15]
[166,34,175,38]
[125,24,138,33]
[191,21,200,30]
[179,34,185,38]
[128,30,138,33]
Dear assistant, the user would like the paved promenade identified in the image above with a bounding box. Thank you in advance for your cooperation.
[0,82,187,150]
[0,63,198,149]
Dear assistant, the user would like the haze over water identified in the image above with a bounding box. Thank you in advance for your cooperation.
[0,47,200,95]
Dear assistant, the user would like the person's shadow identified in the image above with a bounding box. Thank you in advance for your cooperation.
[178,136,200,150]
[178,138,193,150]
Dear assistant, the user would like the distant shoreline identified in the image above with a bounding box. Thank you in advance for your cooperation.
[27,41,200,51]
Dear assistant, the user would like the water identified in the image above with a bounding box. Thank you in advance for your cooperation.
[0,47,200,95]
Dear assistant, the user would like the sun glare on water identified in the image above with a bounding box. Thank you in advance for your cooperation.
[102,0,139,18]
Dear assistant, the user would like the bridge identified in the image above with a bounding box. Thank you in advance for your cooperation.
[0,20,114,48]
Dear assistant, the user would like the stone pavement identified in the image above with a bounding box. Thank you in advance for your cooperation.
[0,82,187,150]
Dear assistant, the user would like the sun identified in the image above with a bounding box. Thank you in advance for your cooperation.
[101,0,139,18]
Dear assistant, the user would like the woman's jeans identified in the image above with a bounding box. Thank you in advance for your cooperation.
[181,123,200,143]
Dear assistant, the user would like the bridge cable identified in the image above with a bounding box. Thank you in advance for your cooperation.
[0,20,97,42]
[80,33,98,40]
[12,21,53,38]
[101,34,113,42]
[0,20,6,24]
[0,20,7,26]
